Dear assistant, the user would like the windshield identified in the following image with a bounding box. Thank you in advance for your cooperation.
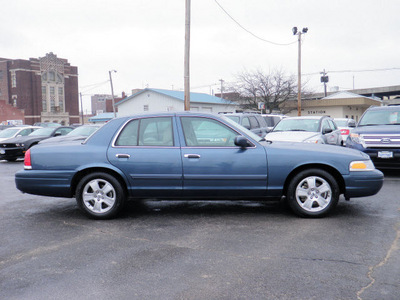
[273,118,319,132]
[67,126,100,136]
[221,116,263,141]
[358,109,400,126]
[0,128,19,138]
[28,127,54,136]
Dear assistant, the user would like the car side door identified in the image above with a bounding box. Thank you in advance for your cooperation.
[178,116,268,198]
[107,116,183,198]
[321,119,337,144]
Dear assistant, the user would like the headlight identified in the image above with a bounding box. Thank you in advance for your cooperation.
[304,138,321,144]
[349,133,363,144]
[349,160,375,171]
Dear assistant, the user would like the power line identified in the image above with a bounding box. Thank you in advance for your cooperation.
[214,0,297,46]
[303,67,400,76]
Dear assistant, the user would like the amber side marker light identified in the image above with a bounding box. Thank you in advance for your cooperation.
[24,148,32,170]
[349,160,374,171]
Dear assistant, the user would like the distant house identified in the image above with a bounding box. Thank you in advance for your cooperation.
[284,91,382,122]
[115,88,239,116]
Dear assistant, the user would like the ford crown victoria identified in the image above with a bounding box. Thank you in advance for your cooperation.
[15,112,383,219]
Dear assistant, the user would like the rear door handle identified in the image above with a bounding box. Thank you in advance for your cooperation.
[184,154,201,159]
[116,154,131,159]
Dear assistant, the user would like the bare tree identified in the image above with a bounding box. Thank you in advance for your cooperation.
[230,69,299,113]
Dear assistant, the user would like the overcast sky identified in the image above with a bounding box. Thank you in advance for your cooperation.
[2,0,400,112]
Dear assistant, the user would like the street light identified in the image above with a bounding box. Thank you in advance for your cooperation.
[293,27,308,116]
[109,70,117,118]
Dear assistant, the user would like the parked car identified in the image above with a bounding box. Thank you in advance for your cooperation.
[346,105,400,169]
[262,114,286,131]
[0,126,41,142]
[334,118,356,146]
[265,116,342,145]
[39,124,102,144]
[0,124,15,131]
[33,122,61,127]
[224,113,269,137]
[15,112,383,219]
[0,126,73,161]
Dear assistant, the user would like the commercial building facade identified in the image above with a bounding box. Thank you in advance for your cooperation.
[0,52,79,125]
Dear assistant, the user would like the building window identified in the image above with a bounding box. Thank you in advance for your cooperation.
[58,87,64,112]
[11,72,16,87]
[144,105,149,111]
[0,70,3,80]
[42,86,47,112]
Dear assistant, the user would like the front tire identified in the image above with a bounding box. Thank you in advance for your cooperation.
[76,172,126,219]
[287,169,339,217]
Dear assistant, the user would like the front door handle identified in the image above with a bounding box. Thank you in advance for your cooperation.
[116,154,131,159]
[184,154,201,159]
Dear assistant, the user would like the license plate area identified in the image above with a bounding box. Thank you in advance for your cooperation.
[378,151,393,159]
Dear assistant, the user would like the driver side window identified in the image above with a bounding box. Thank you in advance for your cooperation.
[181,117,238,147]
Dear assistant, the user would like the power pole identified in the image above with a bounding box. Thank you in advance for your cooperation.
[320,69,329,97]
[109,70,117,118]
[79,92,84,124]
[219,79,224,99]
[292,27,308,116]
[184,0,191,111]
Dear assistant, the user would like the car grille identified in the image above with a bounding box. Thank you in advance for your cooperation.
[362,134,400,148]
[0,143,17,148]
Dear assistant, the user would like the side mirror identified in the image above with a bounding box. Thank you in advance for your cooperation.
[54,132,62,137]
[348,121,356,128]
[234,136,250,148]
[322,128,333,134]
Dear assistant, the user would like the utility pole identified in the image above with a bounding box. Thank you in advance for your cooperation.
[109,70,117,118]
[320,69,329,97]
[79,92,84,124]
[184,0,191,111]
[292,27,308,116]
[219,79,224,99]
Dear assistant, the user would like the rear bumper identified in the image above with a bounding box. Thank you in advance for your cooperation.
[343,169,384,198]
[15,169,74,198]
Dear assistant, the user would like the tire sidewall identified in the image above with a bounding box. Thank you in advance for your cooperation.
[76,172,125,219]
[287,169,340,217]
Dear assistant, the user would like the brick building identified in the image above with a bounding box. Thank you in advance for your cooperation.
[0,52,79,125]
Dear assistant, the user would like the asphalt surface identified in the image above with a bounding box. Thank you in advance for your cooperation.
[1,161,399,300]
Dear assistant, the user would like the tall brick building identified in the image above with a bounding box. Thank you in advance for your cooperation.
[0,52,79,125]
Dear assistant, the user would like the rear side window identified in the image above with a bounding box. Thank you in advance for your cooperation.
[249,116,260,129]
[115,117,173,147]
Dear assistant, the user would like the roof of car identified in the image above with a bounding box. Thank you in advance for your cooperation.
[367,105,400,110]
[283,116,331,120]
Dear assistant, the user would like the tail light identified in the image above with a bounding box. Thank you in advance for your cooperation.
[24,148,32,170]
[340,129,350,135]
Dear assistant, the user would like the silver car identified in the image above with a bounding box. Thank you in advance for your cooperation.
[334,118,356,146]
[265,116,342,145]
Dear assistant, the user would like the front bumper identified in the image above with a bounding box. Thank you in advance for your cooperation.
[343,169,384,199]
[0,146,25,160]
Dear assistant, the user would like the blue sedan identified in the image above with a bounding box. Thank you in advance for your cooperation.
[15,112,384,219]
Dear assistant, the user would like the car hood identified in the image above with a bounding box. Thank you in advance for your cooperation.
[265,131,319,142]
[353,125,400,134]
[39,135,87,144]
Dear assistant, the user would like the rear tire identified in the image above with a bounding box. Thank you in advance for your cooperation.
[286,169,339,217]
[76,172,126,219]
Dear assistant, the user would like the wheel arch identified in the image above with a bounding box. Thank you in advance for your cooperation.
[71,167,129,198]
[282,163,345,197]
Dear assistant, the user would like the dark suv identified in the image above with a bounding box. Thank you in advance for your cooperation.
[223,113,269,137]
[346,105,400,169]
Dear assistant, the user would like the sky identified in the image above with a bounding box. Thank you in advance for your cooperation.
[1,0,400,113]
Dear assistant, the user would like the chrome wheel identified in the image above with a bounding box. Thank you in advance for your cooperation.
[295,176,332,213]
[82,178,116,214]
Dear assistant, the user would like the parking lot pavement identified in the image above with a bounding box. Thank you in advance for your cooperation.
[1,161,399,299]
